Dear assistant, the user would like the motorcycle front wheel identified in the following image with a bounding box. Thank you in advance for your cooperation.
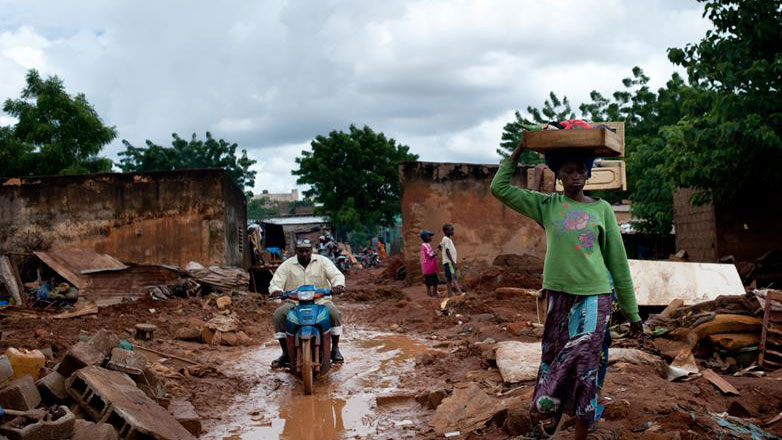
[302,338,313,395]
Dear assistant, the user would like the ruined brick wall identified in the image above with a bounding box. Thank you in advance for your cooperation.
[673,188,718,262]
[399,161,548,281]
[0,169,248,268]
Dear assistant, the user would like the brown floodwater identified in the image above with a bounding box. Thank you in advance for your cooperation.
[205,329,429,440]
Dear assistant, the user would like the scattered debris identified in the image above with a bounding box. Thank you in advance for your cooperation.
[701,368,740,395]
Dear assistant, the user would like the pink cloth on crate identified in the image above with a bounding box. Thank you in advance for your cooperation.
[559,119,592,129]
[420,243,438,275]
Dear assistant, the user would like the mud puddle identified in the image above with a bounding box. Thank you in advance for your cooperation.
[206,329,429,440]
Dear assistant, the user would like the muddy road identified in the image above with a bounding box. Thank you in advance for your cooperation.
[206,329,429,440]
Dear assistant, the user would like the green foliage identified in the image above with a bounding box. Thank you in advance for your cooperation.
[498,92,575,164]
[293,124,418,235]
[580,69,698,235]
[1,69,116,176]
[118,132,257,190]
[663,0,782,204]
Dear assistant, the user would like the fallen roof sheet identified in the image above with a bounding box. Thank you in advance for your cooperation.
[34,248,128,288]
[629,259,745,306]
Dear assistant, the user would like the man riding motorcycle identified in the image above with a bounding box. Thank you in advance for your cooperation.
[268,239,345,368]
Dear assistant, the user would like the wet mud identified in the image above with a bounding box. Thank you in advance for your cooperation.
[206,329,429,440]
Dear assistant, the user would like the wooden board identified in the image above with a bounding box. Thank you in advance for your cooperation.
[554,160,626,191]
[523,126,624,157]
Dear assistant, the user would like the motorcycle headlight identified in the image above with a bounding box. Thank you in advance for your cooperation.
[297,290,315,301]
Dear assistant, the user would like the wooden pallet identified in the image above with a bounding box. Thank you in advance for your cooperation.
[759,290,782,368]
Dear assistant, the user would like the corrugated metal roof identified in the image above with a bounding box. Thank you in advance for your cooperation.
[264,216,329,225]
[34,248,128,288]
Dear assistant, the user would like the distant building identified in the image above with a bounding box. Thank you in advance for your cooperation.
[254,189,299,203]
[264,215,330,251]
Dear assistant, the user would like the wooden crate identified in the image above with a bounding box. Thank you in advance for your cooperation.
[523,124,624,157]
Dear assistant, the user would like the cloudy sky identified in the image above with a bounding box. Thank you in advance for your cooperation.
[0,0,710,195]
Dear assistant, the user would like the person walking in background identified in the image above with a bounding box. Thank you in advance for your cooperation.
[377,237,387,261]
[439,224,464,297]
[419,230,439,297]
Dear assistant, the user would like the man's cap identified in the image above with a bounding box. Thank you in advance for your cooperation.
[295,239,313,248]
[420,230,434,238]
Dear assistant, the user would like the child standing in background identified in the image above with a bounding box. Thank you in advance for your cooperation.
[439,224,464,297]
[419,230,439,297]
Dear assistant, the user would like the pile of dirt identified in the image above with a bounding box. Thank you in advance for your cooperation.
[464,266,542,291]
[343,285,407,302]
[380,256,405,280]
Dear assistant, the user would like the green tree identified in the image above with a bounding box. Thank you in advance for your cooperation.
[1,69,116,176]
[498,92,575,164]
[118,132,257,190]
[664,0,782,205]
[293,124,418,237]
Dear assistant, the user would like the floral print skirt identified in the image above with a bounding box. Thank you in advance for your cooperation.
[530,290,612,424]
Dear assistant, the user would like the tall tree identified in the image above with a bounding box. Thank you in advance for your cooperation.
[293,125,418,237]
[1,69,116,176]
[118,132,257,190]
[664,0,782,204]
[498,92,575,164]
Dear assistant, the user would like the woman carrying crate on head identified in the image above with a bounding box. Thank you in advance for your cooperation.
[491,125,642,440]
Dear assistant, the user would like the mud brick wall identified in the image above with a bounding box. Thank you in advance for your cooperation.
[399,161,549,281]
[673,188,718,262]
[673,188,780,262]
[0,169,248,268]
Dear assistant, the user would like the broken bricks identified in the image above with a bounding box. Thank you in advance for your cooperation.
[71,420,117,440]
[0,405,75,440]
[0,376,41,411]
[65,366,195,440]
[167,400,200,437]
[106,349,146,377]
[56,330,120,377]
[35,372,68,403]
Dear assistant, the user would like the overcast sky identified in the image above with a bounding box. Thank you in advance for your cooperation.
[0,0,710,195]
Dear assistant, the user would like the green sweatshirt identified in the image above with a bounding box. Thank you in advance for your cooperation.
[491,158,640,322]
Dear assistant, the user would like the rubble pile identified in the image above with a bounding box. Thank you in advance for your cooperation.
[645,291,777,377]
[0,329,200,440]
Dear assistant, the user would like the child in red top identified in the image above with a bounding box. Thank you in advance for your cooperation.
[419,230,439,297]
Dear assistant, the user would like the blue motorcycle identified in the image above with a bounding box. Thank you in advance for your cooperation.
[281,285,334,395]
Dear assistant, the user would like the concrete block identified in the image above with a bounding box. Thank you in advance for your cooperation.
[167,401,200,437]
[56,343,104,378]
[0,376,41,410]
[0,356,14,386]
[66,366,195,440]
[0,405,74,440]
[86,331,121,357]
[36,371,68,403]
[106,349,146,377]
[71,420,118,440]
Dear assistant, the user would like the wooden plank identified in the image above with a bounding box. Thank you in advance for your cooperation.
[0,256,23,305]
[701,368,740,395]
[523,128,624,157]
[34,248,128,289]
